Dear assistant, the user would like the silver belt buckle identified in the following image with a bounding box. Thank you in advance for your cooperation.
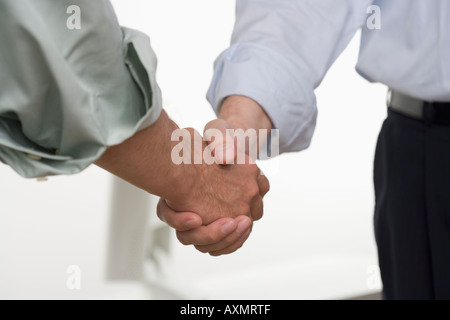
[388,89,425,120]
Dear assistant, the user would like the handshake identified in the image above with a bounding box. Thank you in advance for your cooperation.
[96,96,273,256]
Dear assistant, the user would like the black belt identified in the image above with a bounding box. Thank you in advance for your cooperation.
[388,89,450,126]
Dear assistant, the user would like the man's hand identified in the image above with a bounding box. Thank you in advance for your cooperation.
[165,127,269,225]
[157,199,253,256]
[95,107,269,256]
[156,96,274,255]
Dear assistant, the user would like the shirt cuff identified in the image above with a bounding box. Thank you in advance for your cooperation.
[207,42,318,154]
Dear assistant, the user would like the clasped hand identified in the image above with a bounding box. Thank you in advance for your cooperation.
[157,119,270,256]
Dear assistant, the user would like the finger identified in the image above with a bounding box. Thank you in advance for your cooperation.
[204,119,236,164]
[176,215,251,247]
[257,170,270,197]
[156,198,202,231]
[209,228,252,256]
[193,216,253,253]
[176,218,237,246]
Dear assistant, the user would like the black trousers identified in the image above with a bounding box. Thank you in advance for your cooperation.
[374,108,450,300]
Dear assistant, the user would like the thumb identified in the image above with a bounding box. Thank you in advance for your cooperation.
[204,119,236,165]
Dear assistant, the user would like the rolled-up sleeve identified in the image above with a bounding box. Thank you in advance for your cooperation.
[0,0,162,178]
[207,0,372,154]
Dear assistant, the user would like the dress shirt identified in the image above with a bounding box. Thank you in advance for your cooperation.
[207,0,450,154]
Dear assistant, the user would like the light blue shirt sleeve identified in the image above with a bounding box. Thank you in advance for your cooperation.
[207,0,373,153]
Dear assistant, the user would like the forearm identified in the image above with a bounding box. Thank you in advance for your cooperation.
[95,110,192,203]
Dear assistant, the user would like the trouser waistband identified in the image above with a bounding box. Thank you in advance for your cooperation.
[388,89,450,126]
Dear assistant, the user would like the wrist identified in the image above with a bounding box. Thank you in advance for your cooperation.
[219,95,273,154]
[219,95,273,132]
[154,120,199,203]
[165,133,218,212]
[95,110,196,202]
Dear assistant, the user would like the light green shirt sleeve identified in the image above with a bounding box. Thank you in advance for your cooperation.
[0,0,162,178]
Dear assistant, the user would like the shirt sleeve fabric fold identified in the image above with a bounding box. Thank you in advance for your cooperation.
[0,0,162,178]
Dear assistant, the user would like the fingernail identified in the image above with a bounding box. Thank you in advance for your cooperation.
[214,146,226,164]
[238,228,251,242]
[214,147,225,164]
[215,145,234,164]
[221,221,236,235]
[185,219,200,229]
[224,145,235,164]
[236,219,251,235]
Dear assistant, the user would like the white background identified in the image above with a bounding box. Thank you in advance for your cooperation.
[0,0,387,299]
